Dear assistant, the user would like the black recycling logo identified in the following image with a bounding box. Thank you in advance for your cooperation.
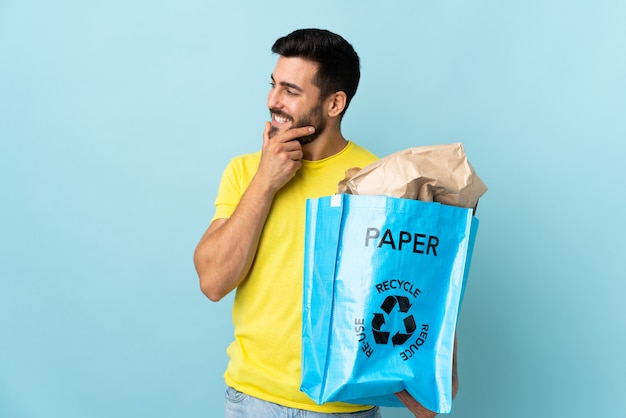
[372,295,416,346]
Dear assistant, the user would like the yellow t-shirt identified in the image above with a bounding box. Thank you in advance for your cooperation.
[213,141,378,413]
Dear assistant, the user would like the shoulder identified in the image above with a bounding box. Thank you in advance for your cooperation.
[345,141,379,164]
[227,150,262,167]
[222,151,261,176]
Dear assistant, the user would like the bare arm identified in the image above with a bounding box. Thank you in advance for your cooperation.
[193,123,314,301]
[395,336,459,417]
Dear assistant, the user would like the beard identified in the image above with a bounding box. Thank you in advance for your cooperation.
[268,102,326,145]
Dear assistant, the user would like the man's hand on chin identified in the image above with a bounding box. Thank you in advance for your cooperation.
[395,390,437,418]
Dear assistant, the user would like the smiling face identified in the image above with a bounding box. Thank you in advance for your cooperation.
[267,56,327,144]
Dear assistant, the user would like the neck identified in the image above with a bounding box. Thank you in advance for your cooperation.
[301,127,348,161]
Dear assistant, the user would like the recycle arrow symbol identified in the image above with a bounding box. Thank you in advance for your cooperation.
[372,313,386,330]
[372,295,416,346]
[391,314,417,346]
[372,313,390,344]
[381,295,412,314]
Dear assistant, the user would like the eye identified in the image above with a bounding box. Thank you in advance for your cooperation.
[269,82,276,89]
[285,89,297,96]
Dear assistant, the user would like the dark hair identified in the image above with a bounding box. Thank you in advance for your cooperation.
[271,29,360,117]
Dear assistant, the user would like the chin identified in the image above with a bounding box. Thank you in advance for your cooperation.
[297,133,319,145]
[268,125,283,139]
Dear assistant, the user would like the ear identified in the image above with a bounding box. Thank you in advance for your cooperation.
[326,91,347,118]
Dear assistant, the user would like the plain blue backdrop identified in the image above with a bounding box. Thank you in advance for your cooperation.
[1,1,625,417]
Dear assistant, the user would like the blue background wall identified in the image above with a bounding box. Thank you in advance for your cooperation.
[1,1,625,417]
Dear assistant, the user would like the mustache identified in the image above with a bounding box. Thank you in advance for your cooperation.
[269,108,293,121]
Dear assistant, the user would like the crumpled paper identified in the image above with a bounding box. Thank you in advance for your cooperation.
[337,143,487,209]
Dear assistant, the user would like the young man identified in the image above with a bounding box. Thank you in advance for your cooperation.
[194,29,450,417]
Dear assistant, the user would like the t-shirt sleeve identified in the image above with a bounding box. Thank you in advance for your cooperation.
[211,154,258,222]
[212,159,243,222]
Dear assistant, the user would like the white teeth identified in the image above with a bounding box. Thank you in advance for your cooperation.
[274,114,289,123]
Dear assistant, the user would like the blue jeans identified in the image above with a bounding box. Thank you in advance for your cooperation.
[224,387,382,418]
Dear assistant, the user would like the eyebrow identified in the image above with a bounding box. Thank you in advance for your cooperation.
[270,74,304,93]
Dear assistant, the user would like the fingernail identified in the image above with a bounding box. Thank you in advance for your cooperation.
[309,127,315,132]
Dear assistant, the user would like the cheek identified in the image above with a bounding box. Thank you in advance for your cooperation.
[284,99,300,112]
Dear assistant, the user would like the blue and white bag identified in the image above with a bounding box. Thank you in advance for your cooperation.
[301,194,478,413]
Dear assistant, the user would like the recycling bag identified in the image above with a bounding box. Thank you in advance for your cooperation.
[301,194,478,413]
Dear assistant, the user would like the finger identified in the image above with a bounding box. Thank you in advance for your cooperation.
[281,138,304,152]
[272,126,315,143]
[286,148,304,161]
[263,121,272,145]
[269,141,302,161]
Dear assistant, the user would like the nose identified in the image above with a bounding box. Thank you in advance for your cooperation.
[267,86,281,110]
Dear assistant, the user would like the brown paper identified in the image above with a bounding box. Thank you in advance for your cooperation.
[337,143,487,209]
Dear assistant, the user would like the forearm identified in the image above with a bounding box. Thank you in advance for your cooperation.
[396,336,459,417]
[194,123,311,301]
[194,175,276,301]
[395,390,437,418]
[451,336,458,399]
